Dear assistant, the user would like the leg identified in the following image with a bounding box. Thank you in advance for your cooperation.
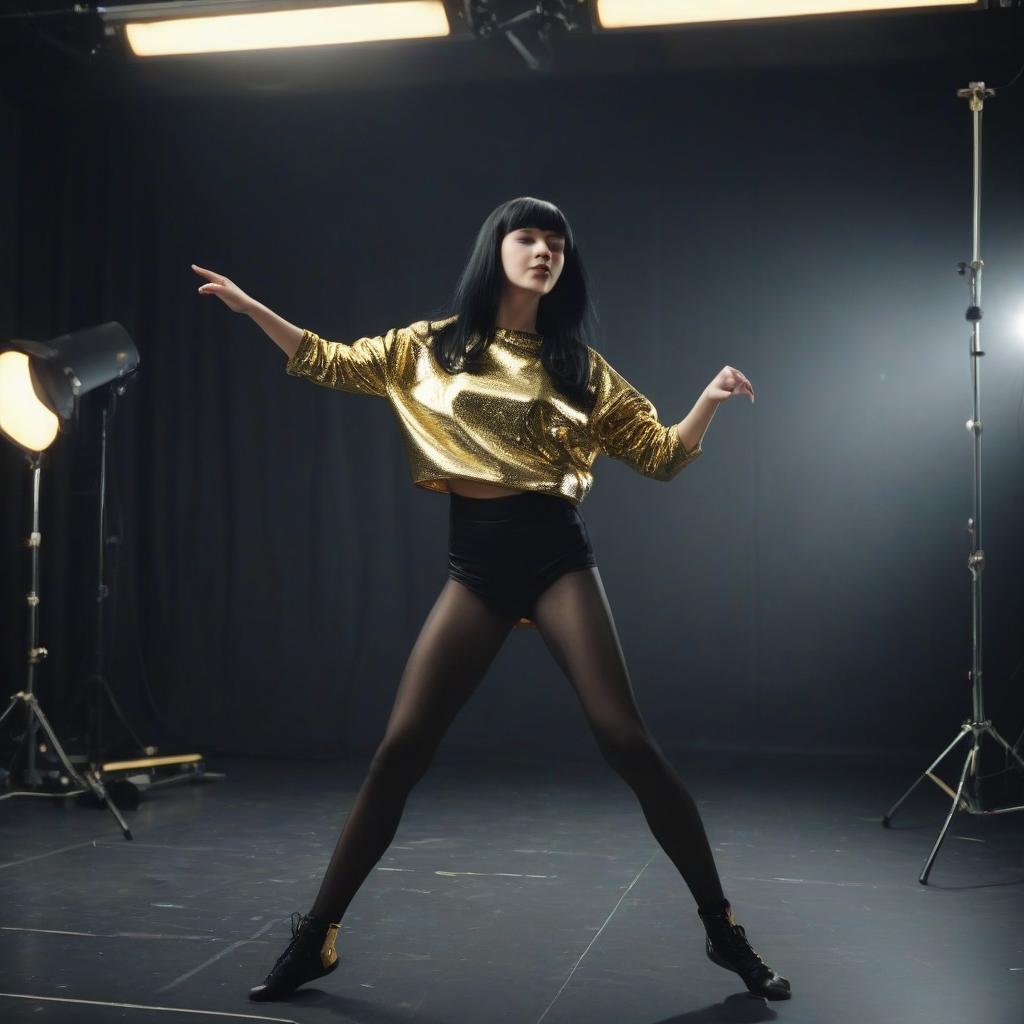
[529,566,726,910]
[530,567,791,1000]
[309,577,518,923]
[251,578,517,1002]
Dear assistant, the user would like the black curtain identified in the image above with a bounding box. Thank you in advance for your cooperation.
[2,59,1023,761]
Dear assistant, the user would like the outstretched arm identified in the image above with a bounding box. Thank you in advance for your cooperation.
[192,263,303,358]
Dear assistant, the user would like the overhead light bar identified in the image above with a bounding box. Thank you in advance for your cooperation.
[595,0,979,30]
[97,1,450,57]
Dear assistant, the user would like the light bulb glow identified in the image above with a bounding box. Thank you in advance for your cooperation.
[0,351,60,452]
[596,0,978,30]
[124,2,450,57]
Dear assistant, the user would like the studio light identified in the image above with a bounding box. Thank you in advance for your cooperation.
[96,0,451,57]
[594,0,980,30]
[0,323,139,451]
[0,323,139,839]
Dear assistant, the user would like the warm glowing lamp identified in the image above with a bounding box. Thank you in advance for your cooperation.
[0,323,139,451]
[0,351,60,452]
[594,0,979,30]
[0,323,139,839]
[96,1,451,58]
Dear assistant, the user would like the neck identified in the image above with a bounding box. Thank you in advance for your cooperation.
[494,288,540,334]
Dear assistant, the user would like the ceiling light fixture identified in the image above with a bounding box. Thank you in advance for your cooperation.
[594,0,980,30]
[96,0,450,57]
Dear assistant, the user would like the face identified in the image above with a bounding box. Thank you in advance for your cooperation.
[500,226,565,294]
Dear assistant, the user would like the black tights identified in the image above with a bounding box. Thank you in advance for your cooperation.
[309,566,726,925]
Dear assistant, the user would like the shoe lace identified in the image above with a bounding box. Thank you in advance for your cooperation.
[715,923,770,973]
[267,912,312,975]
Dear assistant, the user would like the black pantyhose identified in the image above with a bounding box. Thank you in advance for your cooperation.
[309,567,726,926]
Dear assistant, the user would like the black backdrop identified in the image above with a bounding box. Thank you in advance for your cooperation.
[2,34,1023,762]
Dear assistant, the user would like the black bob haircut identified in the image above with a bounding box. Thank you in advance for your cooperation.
[430,196,599,410]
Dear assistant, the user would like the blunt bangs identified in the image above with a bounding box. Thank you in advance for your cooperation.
[501,197,573,249]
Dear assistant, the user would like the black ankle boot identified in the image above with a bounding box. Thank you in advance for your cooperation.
[248,911,341,1002]
[697,904,791,1001]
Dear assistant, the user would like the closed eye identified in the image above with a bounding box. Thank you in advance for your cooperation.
[520,238,564,251]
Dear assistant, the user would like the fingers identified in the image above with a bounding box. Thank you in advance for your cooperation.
[191,264,223,282]
[723,366,755,403]
[192,264,227,297]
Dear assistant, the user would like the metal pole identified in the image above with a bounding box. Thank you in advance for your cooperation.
[24,454,45,787]
[881,81,1024,884]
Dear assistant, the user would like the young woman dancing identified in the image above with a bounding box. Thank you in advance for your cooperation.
[192,196,791,1004]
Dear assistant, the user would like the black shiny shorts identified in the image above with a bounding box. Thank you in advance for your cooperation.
[447,490,598,628]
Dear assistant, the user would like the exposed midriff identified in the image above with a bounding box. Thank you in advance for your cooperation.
[446,479,527,499]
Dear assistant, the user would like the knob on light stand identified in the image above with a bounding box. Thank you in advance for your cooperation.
[880,82,1024,883]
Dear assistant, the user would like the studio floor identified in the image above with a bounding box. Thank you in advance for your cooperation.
[0,749,1021,1024]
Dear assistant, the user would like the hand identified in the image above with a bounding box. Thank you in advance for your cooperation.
[191,264,256,314]
[703,365,755,404]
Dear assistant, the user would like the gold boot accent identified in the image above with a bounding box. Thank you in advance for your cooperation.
[320,923,340,970]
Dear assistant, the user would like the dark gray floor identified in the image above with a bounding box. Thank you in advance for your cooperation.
[1,750,1022,1024]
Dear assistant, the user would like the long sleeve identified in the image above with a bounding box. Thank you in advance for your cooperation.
[587,348,701,482]
[286,326,400,398]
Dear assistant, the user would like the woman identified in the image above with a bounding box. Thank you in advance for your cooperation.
[192,196,790,1004]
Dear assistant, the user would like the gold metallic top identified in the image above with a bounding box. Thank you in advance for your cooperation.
[285,315,702,507]
[287,316,703,629]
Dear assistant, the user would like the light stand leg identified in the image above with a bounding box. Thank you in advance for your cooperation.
[919,736,976,885]
[0,694,24,727]
[882,722,972,826]
[8,688,132,839]
[985,724,1024,776]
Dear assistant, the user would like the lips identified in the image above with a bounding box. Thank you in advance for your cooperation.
[531,267,550,275]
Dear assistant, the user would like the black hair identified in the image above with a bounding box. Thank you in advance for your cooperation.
[429,196,599,409]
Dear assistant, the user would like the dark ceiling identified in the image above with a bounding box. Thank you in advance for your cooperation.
[0,1,1022,106]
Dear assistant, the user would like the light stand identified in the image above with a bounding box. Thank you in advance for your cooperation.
[0,449,132,839]
[80,381,212,793]
[881,81,1024,883]
[0,322,140,839]
[84,379,151,768]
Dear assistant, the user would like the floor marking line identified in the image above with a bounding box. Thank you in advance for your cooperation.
[156,918,281,994]
[534,850,657,1024]
[93,841,253,854]
[0,992,297,1022]
[732,874,882,889]
[435,870,555,878]
[0,925,262,942]
[0,838,106,870]
[1,925,96,937]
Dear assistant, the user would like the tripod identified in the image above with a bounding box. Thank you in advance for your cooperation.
[0,448,132,839]
[881,81,1024,883]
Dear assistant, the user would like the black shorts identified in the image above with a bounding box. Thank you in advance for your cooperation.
[447,490,598,628]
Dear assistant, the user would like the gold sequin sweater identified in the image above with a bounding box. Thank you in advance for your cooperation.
[285,314,702,506]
